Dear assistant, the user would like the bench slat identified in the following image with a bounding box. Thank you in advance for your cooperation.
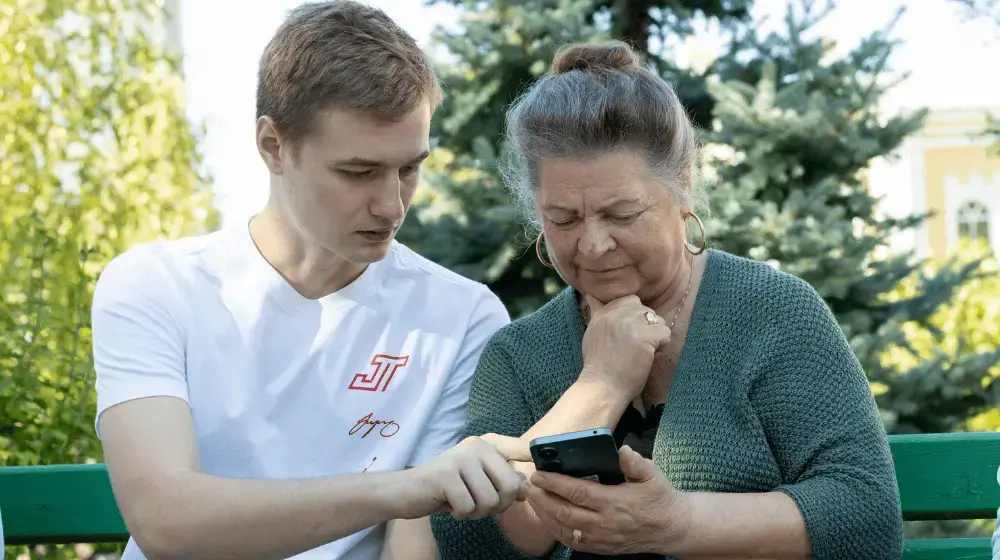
[1,432,997,552]
[902,537,995,560]
[890,432,1000,520]
[0,463,128,544]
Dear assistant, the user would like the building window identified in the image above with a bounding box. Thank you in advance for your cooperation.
[957,200,990,241]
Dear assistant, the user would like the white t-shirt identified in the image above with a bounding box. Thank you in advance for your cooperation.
[91,223,510,560]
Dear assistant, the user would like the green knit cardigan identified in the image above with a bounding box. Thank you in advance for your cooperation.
[430,249,903,560]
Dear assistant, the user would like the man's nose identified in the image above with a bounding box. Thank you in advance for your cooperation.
[371,175,404,222]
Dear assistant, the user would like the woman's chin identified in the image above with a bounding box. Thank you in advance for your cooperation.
[574,282,637,304]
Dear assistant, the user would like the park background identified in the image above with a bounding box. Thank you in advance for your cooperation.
[1,0,999,557]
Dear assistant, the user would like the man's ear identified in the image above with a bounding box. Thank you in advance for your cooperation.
[256,116,284,175]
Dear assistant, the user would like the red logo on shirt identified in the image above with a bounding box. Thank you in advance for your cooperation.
[348,354,410,392]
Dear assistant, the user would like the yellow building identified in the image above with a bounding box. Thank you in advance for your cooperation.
[871,107,1000,260]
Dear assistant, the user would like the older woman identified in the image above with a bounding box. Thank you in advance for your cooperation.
[429,40,902,560]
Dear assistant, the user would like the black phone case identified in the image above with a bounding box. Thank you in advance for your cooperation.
[530,432,626,485]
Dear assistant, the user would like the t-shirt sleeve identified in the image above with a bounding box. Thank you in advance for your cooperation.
[429,329,542,560]
[405,288,511,467]
[92,247,190,438]
[751,276,903,560]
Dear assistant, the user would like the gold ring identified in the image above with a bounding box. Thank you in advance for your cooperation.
[644,310,658,325]
[572,528,582,544]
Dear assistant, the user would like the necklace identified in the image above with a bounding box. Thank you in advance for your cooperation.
[666,269,694,330]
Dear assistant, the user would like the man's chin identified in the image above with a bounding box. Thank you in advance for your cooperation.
[345,237,394,263]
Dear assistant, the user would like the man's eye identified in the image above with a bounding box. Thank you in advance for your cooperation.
[342,169,373,179]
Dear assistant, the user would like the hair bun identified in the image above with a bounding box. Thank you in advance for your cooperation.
[552,41,642,74]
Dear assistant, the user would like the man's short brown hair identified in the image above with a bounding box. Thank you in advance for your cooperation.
[256,1,442,145]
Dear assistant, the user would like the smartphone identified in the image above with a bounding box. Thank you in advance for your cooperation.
[529,427,626,485]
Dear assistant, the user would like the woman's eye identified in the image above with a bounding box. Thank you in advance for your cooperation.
[611,214,638,224]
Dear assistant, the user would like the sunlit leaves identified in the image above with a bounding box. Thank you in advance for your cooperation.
[0,0,217,478]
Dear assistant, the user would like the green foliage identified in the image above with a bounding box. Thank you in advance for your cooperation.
[886,239,1000,539]
[402,0,753,315]
[0,0,216,554]
[402,0,1000,436]
[697,2,1000,434]
[881,240,1000,432]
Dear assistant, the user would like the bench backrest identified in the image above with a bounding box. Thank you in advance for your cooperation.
[1,432,999,551]
[891,432,1000,520]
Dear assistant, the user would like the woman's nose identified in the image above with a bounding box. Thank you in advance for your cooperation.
[578,219,615,257]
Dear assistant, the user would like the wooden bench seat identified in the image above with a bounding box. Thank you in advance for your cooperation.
[2,432,998,558]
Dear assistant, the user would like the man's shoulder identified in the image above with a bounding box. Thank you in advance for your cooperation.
[108,230,221,270]
[94,230,226,310]
[387,241,502,305]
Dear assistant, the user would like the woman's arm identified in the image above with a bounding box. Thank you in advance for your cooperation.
[429,330,635,559]
[499,374,633,556]
[724,277,903,560]
[380,519,438,560]
[668,491,810,559]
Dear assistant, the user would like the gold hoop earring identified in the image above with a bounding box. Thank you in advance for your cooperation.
[684,212,706,256]
[535,232,554,268]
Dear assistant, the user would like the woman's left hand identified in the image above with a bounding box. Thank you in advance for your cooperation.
[525,445,691,556]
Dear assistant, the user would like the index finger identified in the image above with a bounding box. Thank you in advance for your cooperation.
[478,433,532,463]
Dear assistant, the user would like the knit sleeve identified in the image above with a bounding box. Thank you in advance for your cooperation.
[429,331,543,560]
[749,277,903,560]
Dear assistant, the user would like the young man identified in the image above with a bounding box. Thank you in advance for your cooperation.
[91,2,527,559]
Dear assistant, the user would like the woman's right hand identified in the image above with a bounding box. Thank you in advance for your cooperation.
[579,294,672,401]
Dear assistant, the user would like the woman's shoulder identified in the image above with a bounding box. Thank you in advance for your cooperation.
[705,249,829,319]
[483,286,582,353]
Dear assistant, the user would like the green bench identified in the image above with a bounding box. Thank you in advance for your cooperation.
[2,432,998,558]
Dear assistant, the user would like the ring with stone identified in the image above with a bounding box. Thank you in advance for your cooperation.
[572,528,583,544]
[644,310,658,325]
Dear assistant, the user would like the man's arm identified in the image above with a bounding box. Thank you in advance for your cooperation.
[384,288,510,560]
[101,397,418,560]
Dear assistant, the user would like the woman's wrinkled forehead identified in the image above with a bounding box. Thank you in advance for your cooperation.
[535,151,665,210]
